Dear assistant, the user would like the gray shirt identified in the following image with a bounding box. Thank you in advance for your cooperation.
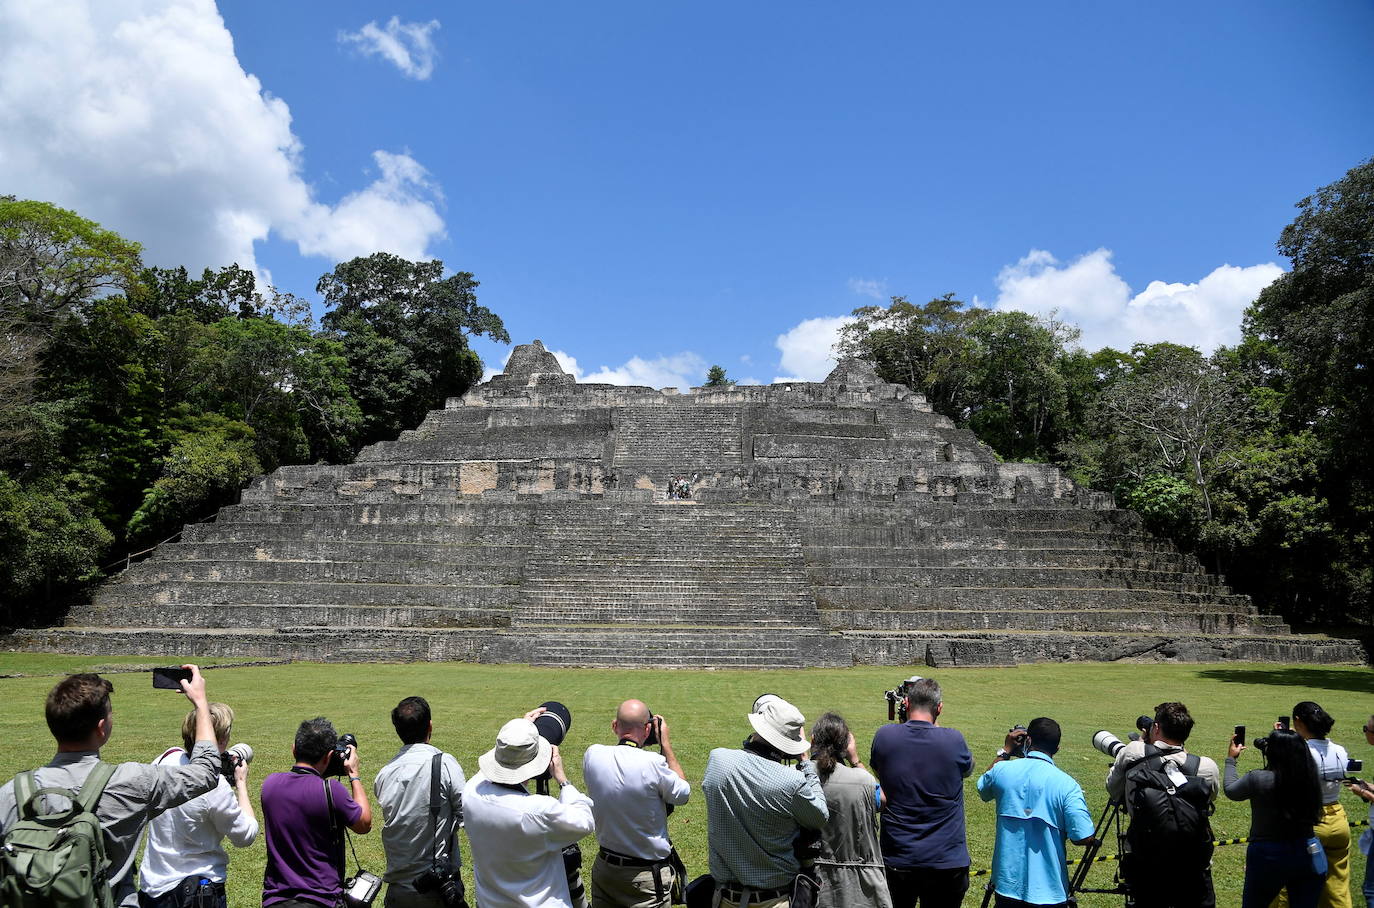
[1222,758,1315,842]
[374,744,467,885]
[702,748,828,889]
[0,743,220,908]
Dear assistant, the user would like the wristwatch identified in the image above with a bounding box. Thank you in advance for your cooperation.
[995,749,1010,761]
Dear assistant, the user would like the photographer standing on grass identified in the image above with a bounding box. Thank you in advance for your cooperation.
[702,694,828,908]
[1224,728,1324,908]
[1103,702,1219,908]
[1290,701,1354,908]
[0,666,221,908]
[138,702,259,908]
[261,718,373,908]
[582,700,690,908]
[976,718,1096,908]
[463,708,595,908]
[375,697,467,908]
[869,677,971,908]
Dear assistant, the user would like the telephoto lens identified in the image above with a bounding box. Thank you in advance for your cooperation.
[220,742,253,780]
[1092,730,1127,758]
[533,702,573,746]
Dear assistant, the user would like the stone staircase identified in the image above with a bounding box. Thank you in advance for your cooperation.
[6,341,1361,667]
[612,406,744,490]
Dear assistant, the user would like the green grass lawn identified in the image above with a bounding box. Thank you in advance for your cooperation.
[1,655,1370,907]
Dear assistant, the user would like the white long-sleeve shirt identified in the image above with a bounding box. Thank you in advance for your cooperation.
[462,774,595,908]
[139,747,259,896]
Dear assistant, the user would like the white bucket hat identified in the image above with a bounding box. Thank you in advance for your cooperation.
[479,718,553,784]
[747,694,809,756]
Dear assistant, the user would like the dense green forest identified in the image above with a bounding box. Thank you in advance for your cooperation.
[0,197,508,628]
[839,158,1372,635]
[1,158,1368,637]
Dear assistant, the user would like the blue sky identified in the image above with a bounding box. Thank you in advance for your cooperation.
[3,1,1371,387]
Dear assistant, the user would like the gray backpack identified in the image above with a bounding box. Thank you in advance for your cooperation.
[0,763,117,908]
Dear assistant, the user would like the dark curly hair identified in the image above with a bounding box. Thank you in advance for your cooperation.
[810,712,851,782]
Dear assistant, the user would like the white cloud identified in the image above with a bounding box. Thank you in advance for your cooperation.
[540,348,708,390]
[848,277,887,299]
[339,16,440,81]
[773,315,852,382]
[581,352,709,391]
[986,249,1282,353]
[0,0,446,279]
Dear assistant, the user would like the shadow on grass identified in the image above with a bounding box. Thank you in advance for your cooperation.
[1197,667,1374,694]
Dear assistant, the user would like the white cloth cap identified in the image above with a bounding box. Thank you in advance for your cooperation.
[478,718,553,784]
[747,695,809,756]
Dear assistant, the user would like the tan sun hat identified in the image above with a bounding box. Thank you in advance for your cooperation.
[478,718,553,784]
[747,694,809,756]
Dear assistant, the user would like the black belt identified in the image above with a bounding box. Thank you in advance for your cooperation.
[718,882,790,902]
[598,847,660,868]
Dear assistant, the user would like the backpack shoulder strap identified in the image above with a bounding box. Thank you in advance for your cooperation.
[1181,753,1201,777]
[1122,743,1166,774]
[12,770,36,811]
[76,762,116,814]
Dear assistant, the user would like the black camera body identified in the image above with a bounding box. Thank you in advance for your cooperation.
[1010,724,1030,757]
[326,733,359,777]
[219,743,252,781]
[644,711,661,748]
[884,676,923,723]
[415,865,466,908]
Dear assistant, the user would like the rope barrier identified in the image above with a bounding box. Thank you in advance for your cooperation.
[966,818,1370,878]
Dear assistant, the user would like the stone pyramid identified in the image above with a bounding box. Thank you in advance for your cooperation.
[9,340,1361,667]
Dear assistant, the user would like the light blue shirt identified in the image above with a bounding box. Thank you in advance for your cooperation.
[977,751,1094,905]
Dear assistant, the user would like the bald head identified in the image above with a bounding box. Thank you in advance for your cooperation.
[613,699,652,743]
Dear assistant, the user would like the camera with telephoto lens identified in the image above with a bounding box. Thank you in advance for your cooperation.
[325,733,358,777]
[219,742,253,781]
[884,676,924,723]
[342,869,382,908]
[415,865,466,908]
[1090,715,1156,758]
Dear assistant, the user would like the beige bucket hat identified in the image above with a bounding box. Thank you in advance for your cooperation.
[478,718,554,784]
[747,694,809,756]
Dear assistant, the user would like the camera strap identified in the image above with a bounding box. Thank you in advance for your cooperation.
[322,774,367,880]
[429,752,443,868]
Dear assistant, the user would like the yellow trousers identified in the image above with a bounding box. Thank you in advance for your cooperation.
[1271,801,1351,908]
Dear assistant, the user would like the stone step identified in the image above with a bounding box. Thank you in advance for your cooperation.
[69,601,512,629]
[118,559,522,587]
[803,546,1200,571]
[819,608,1285,635]
[94,579,519,609]
[839,630,1365,667]
[808,565,1227,593]
[153,540,531,564]
[5,624,1360,667]
[816,585,1251,610]
[182,523,534,546]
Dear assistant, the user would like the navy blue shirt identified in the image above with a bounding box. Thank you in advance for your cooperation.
[870,720,973,869]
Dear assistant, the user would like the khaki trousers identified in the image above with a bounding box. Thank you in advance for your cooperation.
[590,853,675,908]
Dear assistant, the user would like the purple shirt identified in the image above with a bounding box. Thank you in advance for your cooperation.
[870,720,973,869]
[261,768,363,908]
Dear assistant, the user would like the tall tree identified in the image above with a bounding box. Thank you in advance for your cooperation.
[1100,344,1248,519]
[836,294,978,421]
[319,253,509,446]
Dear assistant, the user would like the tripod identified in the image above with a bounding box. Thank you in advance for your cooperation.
[1069,798,1128,903]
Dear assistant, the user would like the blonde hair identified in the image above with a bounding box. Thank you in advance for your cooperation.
[182,702,235,751]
